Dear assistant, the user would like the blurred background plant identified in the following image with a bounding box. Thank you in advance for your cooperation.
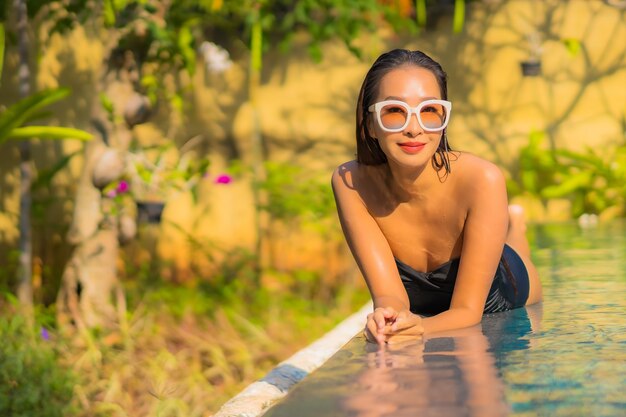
[0,20,92,312]
[0,297,76,417]
[508,129,626,221]
[103,136,211,207]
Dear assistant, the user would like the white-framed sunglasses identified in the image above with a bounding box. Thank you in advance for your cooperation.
[368,99,452,133]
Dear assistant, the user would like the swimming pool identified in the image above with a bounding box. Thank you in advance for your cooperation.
[263,221,626,416]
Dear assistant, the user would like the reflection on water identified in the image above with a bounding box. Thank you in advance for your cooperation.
[343,321,517,417]
[264,222,626,417]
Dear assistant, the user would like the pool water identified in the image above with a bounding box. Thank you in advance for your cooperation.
[263,221,626,417]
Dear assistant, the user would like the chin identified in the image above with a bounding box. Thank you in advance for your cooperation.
[386,154,433,170]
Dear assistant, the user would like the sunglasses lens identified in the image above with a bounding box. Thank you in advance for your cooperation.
[420,103,447,130]
[380,103,408,130]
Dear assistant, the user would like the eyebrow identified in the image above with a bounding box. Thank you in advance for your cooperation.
[383,95,440,102]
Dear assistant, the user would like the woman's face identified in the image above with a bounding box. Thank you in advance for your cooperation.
[369,65,444,169]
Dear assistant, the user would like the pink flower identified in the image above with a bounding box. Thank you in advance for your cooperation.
[105,189,117,198]
[214,174,232,185]
[116,180,130,194]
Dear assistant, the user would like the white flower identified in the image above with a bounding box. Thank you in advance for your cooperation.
[199,41,232,74]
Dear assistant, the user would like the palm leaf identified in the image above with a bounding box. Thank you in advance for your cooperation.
[32,150,81,191]
[5,126,92,142]
[541,171,593,199]
[0,88,71,142]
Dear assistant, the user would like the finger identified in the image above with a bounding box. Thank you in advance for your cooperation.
[382,307,399,320]
[391,312,422,332]
[363,326,378,344]
[366,319,385,344]
[372,309,388,331]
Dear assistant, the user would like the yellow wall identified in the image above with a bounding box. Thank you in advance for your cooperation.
[1,0,625,279]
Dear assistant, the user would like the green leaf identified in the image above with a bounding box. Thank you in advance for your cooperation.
[177,24,196,76]
[169,94,184,113]
[0,88,71,142]
[528,129,545,147]
[23,110,54,124]
[99,92,115,118]
[562,38,581,57]
[307,43,323,63]
[103,0,116,26]
[144,3,158,13]
[453,0,465,33]
[31,150,81,191]
[136,163,153,183]
[140,75,158,88]
[521,170,538,194]
[415,0,427,27]
[251,18,263,72]
[541,171,593,199]
[6,126,92,141]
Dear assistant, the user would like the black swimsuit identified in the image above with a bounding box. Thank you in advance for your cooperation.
[395,244,530,315]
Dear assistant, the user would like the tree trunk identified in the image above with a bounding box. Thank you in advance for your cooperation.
[14,0,33,309]
[249,15,268,285]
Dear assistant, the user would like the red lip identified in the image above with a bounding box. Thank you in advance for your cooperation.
[397,142,426,154]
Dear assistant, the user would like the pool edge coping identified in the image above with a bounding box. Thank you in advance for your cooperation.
[212,301,372,417]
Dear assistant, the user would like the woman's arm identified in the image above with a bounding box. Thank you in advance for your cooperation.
[426,161,508,332]
[331,163,411,335]
[333,159,509,342]
[391,161,509,337]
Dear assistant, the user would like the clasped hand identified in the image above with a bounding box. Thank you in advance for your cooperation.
[364,307,424,344]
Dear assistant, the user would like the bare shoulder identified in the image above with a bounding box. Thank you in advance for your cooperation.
[332,160,383,194]
[453,152,506,189]
[331,160,360,192]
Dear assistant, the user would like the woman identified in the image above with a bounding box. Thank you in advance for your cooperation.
[332,49,542,344]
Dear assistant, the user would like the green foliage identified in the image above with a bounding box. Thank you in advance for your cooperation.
[415,0,427,27]
[258,161,336,222]
[30,0,417,74]
[0,306,76,417]
[452,0,465,33]
[510,130,626,218]
[510,130,558,196]
[132,252,366,327]
[113,137,211,202]
[262,0,410,60]
[7,125,92,140]
[562,38,581,57]
[548,146,626,216]
[98,92,115,123]
[68,249,369,416]
[413,0,468,32]
[0,87,92,145]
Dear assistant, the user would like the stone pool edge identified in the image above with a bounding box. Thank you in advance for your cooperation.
[212,301,372,417]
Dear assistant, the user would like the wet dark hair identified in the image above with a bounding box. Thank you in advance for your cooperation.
[356,49,451,172]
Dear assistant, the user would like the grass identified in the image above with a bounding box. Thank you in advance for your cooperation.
[3,264,369,417]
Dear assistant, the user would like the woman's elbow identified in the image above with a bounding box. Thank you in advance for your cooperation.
[454,306,484,327]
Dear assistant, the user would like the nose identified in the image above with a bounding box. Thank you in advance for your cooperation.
[404,110,423,136]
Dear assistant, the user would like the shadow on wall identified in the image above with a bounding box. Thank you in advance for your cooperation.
[1,0,626,290]
[435,0,626,169]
